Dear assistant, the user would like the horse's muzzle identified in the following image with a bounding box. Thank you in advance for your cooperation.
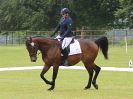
[31,57,37,62]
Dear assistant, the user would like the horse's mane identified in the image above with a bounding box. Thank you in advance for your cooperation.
[31,36,51,39]
[30,36,54,41]
[30,36,59,46]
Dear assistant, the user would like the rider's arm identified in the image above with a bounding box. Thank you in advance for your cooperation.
[50,23,60,37]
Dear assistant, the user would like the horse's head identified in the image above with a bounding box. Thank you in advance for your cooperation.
[26,37,39,62]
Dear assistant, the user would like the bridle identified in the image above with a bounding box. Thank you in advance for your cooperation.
[27,41,39,60]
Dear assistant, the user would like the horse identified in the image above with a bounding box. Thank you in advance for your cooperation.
[25,36,108,91]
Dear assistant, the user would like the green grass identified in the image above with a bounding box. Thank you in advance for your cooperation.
[0,45,133,68]
[0,46,43,67]
[0,69,133,99]
[95,46,133,67]
[0,46,133,99]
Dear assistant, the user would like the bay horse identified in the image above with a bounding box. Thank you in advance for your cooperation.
[25,36,108,91]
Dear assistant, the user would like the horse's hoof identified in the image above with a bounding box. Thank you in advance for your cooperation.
[48,86,55,91]
[48,89,53,91]
[84,86,91,90]
[92,83,98,90]
[48,88,54,91]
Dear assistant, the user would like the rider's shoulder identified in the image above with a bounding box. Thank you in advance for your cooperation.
[67,17,72,23]
[68,17,72,21]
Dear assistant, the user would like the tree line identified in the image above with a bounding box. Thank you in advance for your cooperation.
[0,0,132,31]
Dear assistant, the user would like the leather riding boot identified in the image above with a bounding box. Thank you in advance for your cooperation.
[60,48,69,66]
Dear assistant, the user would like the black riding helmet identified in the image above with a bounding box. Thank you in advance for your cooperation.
[60,8,70,15]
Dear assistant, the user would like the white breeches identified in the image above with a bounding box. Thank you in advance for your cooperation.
[56,35,73,50]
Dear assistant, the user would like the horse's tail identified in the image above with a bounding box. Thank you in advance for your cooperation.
[95,36,108,59]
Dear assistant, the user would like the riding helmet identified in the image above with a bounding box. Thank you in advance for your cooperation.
[60,8,70,15]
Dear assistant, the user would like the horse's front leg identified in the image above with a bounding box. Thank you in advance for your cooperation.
[48,64,59,91]
[40,65,52,85]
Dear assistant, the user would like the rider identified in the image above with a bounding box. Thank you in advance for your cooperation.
[50,8,74,65]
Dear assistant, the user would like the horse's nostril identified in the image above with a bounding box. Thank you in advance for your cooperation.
[32,60,36,62]
[31,57,37,62]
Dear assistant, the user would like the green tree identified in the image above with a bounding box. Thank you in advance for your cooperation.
[0,0,121,31]
[115,0,133,28]
[72,0,120,29]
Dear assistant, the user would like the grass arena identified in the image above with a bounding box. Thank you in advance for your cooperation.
[0,46,133,99]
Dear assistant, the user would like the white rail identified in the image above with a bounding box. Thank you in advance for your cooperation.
[0,66,133,72]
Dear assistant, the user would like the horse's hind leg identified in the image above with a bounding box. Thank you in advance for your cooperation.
[84,63,94,90]
[92,64,101,90]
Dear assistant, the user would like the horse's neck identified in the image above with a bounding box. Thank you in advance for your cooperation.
[34,38,51,49]
[34,37,58,54]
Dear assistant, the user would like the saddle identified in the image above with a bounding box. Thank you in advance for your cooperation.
[61,38,82,56]
[52,38,81,56]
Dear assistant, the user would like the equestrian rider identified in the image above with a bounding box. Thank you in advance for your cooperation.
[51,8,74,65]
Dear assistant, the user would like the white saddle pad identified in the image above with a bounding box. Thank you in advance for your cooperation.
[69,40,82,55]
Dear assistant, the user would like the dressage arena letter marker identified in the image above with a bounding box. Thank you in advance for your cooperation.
[129,59,133,68]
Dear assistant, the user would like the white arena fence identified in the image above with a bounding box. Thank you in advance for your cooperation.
[0,29,133,46]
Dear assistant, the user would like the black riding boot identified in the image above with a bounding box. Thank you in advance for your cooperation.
[60,48,69,66]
